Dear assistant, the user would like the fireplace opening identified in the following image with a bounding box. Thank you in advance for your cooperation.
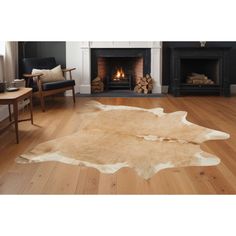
[108,62,131,90]
[180,59,220,85]
[97,57,143,90]
[91,48,151,93]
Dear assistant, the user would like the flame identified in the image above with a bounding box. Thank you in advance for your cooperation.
[113,68,125,80]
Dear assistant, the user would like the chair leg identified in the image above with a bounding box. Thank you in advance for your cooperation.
[72,87,76,104]
[40,95,46,112]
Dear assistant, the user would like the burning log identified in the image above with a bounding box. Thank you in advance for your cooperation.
[134,74,153,94]
[187,73,214,85]
[91,76,104,93]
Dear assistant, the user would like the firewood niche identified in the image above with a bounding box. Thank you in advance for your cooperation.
[91,77,104,93]
[134,74,153,94]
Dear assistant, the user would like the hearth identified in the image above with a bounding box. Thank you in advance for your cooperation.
[91,48,151,92]
[170,47,231,96]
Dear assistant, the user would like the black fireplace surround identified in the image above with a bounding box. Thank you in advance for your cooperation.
[91,48,151,90]
[170,47,231,96]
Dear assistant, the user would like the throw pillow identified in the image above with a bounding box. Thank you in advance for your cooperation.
[32,65,65,83]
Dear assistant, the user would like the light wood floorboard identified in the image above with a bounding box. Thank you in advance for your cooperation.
[0,95,236,194]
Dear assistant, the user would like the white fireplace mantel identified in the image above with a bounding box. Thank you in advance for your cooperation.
[66,41,162,94]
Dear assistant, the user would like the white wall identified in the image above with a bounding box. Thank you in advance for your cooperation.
[66,42,83,94]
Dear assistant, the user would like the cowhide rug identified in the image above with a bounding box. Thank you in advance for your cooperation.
[16,101,230,180]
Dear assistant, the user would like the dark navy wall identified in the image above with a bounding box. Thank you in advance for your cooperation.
[18,41,66,76]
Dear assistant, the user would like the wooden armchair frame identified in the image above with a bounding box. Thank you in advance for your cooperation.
[23,68,76,112]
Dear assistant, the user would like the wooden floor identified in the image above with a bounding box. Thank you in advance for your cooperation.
[0,95,236,194]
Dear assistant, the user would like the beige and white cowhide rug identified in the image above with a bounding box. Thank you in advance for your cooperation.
[17,101,230,180]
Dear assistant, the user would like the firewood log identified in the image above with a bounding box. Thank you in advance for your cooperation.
[134,86,139,92]
[91,76,104,93]
[148,84,153,91]
[134,74,153,94]
[140,81,148,86]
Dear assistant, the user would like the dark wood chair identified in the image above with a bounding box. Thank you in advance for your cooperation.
[22,57,76,112]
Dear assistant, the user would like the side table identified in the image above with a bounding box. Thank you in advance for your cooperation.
[0,88,33,144]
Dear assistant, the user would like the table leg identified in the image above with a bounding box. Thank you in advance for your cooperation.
[13,101,19,144]
[29,96,33,124]
[8,104,12,122]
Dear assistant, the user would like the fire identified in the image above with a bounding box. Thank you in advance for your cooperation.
[113,68,125,80]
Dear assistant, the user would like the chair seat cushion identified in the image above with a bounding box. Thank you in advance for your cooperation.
[42,80,75,91]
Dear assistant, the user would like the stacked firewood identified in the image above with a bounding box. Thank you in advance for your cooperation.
[134,74,153,94]
[187,73,214,85]
[91,76,104,93]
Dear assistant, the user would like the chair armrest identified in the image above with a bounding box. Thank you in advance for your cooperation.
[62,68,76,80]
[62,68,76,73]
[23,73,43,88]
[23,73,43,78]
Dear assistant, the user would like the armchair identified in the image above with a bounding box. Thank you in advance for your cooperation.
[22,57,76,112]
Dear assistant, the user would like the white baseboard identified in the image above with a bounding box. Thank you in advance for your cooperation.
[79,85,91,94]
[162,85,169,94]
[152,85,162,94]
[65,90,72,96]
[231,84,236,94]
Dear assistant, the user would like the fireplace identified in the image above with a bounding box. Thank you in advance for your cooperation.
[91,48,151,92]
[66,42,162,94]
[170,47,231,96]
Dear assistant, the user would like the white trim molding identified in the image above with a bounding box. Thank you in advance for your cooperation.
[230,84,236,94]
[66,41,162,94]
